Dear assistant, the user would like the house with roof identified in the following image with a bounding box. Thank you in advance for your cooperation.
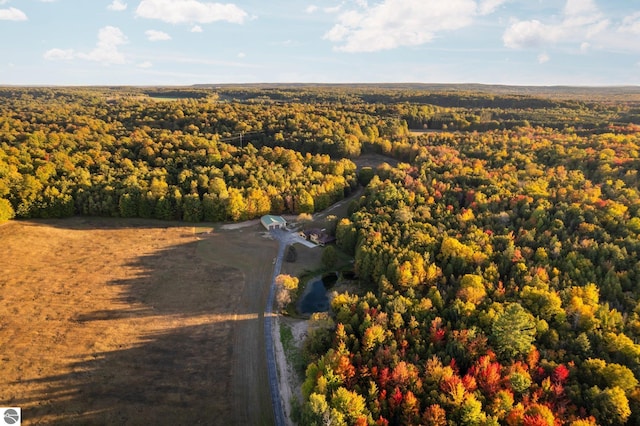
[300,228,336,246]
[261,214,287,230]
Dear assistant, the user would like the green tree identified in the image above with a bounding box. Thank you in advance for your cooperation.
[492,303,536,360]
[587,386,631,425]
[358,167,375,186]
[581,359,638,393]
[336,218,357,255]
[285,245,297,262]
[202,193,225,222]
[154,196,173,220]
[119,192,139,218]
[322,245,338,269]
[182,193,203,222]
[520,283,565,324]
[330,386,368,423]
[138,191,155,218]
[458,394,487,425]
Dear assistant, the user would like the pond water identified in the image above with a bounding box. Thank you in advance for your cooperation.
[298,273,337,315]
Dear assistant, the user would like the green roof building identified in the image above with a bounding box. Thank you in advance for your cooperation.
[260,215,287,230]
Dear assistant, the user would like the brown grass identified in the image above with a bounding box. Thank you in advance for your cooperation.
[353,153,399,169]
[0,217,277,425]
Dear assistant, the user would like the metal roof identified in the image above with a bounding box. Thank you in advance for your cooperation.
[261,215,287,225]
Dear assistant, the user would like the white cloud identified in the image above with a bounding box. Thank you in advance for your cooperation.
[503,0,608,49]
[478,0,509,15]
[324,0,477,52]
[324,5,342,14]
[305,5,318,14]
[145,29,171,41]
[45,27,129,64]
[237,52,245,58]
[138,61,153,68]
[563,0,598,21]
[136,0,247,25]
[190,25,203,32]
[503,0,640,56]
[503,19,555,48]
[77,26,128,64]
[619,12,640,35]
[107,0,127,11]
[537,52,549,64]
[0,7,27,21]
[44,48,75,60]
[580,41,590,53]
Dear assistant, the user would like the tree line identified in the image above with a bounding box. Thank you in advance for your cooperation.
[0,88,373,221]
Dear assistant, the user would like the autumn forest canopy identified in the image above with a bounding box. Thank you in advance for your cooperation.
[2,85,640,425]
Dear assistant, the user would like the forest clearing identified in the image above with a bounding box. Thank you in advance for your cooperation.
[0,217,278,425]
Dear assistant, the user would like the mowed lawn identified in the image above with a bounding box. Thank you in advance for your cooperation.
[0,217,277,426]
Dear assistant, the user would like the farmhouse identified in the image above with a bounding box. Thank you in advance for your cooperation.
[261,214,287,230]
[300,228,336,246]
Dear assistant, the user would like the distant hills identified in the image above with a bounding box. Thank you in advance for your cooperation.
[192,82,640,100]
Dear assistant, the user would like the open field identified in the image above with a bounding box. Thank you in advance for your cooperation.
[0,217,278,425]
[352,153,399,169]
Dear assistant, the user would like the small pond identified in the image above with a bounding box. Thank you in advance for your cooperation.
[297,272,338,315]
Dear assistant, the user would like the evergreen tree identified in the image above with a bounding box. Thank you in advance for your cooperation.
[492,303,536,360]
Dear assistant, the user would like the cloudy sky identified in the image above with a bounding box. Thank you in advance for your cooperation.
[0,0,639,86]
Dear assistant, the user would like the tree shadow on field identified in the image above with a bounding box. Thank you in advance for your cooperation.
[73,245,246,321]
[4,219,276,426]
[20,216,206,231]
[14,323,243,425]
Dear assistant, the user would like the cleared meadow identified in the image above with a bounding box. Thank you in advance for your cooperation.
[0,217,277,425]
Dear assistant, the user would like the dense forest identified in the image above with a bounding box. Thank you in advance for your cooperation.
[0,87,365,222]
[2,85,640,425]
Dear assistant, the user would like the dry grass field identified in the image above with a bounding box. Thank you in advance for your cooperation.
[0,217,278,425]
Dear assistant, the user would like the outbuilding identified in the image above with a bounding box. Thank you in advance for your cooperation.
[261,215,287,230]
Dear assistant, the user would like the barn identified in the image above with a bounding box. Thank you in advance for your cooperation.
[261,215,287,230]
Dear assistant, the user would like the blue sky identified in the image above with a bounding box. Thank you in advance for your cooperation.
[0,0,639,86]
